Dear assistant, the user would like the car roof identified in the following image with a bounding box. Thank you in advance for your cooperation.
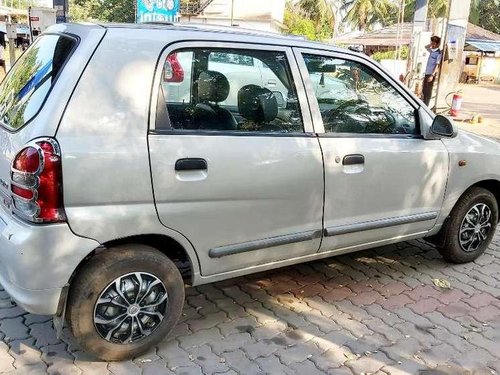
[57,22,362,56]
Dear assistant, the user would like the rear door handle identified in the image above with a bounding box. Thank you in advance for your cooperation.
[343,154,365,165]
[175,158,207,171]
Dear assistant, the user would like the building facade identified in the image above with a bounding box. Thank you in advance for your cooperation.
[179,0,285,33]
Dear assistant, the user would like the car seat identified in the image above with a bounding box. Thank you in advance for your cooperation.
[194,71,237,130]
[237,84,279,132]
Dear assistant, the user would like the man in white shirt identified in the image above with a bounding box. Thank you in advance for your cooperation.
[422,35,442,107]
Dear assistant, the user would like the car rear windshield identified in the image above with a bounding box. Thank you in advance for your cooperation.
[0,34,77,131]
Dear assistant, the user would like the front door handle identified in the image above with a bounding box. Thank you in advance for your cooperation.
[175,158,208,171]
[343,154,365,165]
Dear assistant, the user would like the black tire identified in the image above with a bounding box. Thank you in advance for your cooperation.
[67,244,185,361]
[437,187,498,263]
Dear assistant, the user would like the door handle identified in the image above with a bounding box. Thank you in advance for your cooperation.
[175,158,208,171]
[342,154,365,165]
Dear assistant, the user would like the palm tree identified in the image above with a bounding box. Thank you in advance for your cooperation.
[298,0,336,37]
[404,0,448,21]
[428,0,448,18]
[342,0,397,31]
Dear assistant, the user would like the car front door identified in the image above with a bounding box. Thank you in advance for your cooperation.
[149,43,324,277]
[295,49,449,253]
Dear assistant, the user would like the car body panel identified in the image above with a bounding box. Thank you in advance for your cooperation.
[0,205,100,314]
[149,134,324,276]
[318,137,449,251]
[438,131,500,222]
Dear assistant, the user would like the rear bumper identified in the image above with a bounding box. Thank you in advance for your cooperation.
[0,276,62,315]
[0,208,100,315]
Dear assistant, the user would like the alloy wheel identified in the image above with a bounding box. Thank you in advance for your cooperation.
[93,272,168,344]
[459,203,492,252]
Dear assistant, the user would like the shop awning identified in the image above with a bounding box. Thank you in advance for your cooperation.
[465,39,500,52]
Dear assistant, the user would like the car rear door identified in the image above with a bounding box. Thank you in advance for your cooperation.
[149,42,324,277]
[294,48,449,253]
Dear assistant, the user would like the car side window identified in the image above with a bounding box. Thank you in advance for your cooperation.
[302,54,417,135]
[158,48,304,133]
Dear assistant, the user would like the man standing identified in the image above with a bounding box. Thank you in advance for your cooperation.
[423,35,442,107]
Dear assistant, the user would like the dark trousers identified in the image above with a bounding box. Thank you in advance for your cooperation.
[422,75,434,106]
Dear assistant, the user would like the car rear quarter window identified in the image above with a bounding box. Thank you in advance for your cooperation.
[0,34,77,131]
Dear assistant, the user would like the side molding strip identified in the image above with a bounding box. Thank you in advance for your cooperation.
[209,230,323,258]
[325,212,438,237]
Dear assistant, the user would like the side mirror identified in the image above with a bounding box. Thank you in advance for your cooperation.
[430,115,458,138]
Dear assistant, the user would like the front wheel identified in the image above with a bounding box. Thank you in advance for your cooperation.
[437,187,498,263]
[67,244,185,361]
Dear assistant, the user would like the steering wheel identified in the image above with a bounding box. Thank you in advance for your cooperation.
[323,100,398,134]
[363,111,397,134]
[322,99,370,126]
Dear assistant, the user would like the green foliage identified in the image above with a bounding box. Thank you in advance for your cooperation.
[298,0,335,37]
[283,8,317,40]
[403,0,448,21]
[372,46,409,62]
[69,0,135,23]
[342,0,398,31]
[100,0,135,22]
[403,0,500,34]
[283,0,333,41]
[469,0,480,24]
[469,0,500,34]
[69,0,99,22]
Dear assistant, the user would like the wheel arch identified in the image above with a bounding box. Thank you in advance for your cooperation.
[469,179,500,221]
[426,179,500,247]
[67,234,197,292]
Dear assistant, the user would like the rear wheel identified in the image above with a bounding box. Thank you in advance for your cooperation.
[437,187,498,263]
[67,244,185,361]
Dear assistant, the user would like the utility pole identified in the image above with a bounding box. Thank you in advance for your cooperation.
[230,0,234,26]
[434,0,472,110]
[395,0,406,62]
[6,17,16,69]
[413,0,428,32]
[406,0,429,93]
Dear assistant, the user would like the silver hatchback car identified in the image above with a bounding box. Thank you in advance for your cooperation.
[0,23,498,360]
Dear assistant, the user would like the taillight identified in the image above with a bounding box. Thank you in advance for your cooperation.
[10,138,65,223]
[164,53,184,83]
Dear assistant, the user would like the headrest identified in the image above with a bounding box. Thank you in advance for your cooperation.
[237,85,278,123]
[198,71,230,103]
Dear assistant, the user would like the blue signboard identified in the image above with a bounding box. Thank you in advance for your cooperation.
[137,0,179,23]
